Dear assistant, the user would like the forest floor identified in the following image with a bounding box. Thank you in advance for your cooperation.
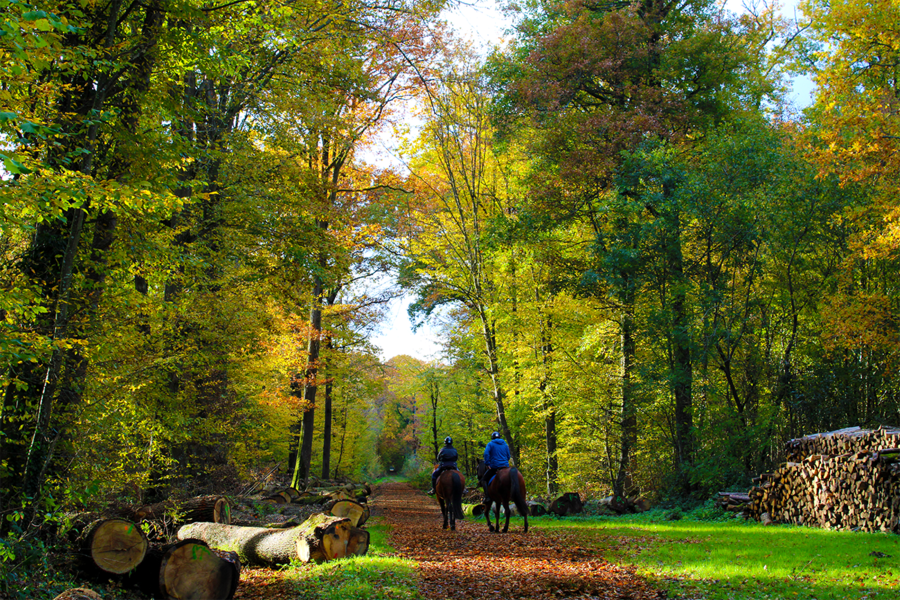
[230,480,665,600]
[367,480,664,600]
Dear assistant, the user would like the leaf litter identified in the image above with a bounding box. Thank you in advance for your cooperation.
[370,481,666,600]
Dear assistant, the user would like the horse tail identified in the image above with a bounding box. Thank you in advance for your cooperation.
[509,468,529,517]
[452,471,465,520]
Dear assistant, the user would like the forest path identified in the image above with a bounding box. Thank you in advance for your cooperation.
[370,481,665,600]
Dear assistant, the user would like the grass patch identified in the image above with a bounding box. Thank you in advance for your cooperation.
[288,518,422,600]
[531,510,900,599]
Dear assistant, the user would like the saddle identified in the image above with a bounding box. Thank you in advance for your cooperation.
[484,466,509,487]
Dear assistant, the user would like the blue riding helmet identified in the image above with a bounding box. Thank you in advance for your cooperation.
[491,431,501,440]
[444,436,452,446]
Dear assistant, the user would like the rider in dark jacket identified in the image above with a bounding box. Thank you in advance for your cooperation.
[481,431,510,489]
[428,436,458,494]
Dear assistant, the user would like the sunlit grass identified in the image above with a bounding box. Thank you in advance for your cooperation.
[531,512,900,599]
[288,518,423,600]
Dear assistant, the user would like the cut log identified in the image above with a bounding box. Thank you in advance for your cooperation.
[549,492,583,516]
[177,514,366,566]
[158,539,239,600]
[177,522,302,566]
[526,501,548,517]
[82,518,148,575]
[327,499,369,527]
[53,590,102,600]
[346,526,370,557]
[462,503,486,517]
[262,491,292,504]
[295,513,353,563]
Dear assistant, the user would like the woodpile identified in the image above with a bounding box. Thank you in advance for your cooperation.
[741,427,900,533]
[784,426,900,462]
[715,492,751,514]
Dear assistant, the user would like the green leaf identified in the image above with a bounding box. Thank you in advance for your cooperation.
[2,155,31,174]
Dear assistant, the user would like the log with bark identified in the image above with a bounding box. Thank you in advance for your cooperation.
[158,540,239,600]
[79,517,149,575]
[326,499,369,527]
[177,513,368,566]
[126,539,240,600]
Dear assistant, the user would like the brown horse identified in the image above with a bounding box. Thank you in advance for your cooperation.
[435,469,465,530]
[477,459,529,533]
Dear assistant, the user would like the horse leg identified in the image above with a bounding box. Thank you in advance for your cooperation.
[502,501,511,533]
[484,499,494,532]
[439,498,448,529]
[493,503,502,534]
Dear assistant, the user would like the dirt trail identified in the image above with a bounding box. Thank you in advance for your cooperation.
[370,481,665,600]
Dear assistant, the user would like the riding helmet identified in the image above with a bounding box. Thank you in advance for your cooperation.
[491,431,501,440]
[444,436,452,446]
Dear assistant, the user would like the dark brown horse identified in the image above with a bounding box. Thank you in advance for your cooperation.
[435,469,465,530]
[477,459,529,533]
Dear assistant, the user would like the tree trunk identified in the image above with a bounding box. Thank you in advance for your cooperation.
[538,307,558,496]
[292,261,325,489]
[668,216,694,494]
[614,283,637,499]
[478,308,519,465]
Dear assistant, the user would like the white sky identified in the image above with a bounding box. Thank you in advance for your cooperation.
[371,0,814,362]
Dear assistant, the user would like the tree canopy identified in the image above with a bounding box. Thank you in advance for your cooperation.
[1,0,898,554]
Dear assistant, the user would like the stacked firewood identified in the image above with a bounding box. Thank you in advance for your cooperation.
[745,427,900,533]
[716,492,751,513]
[784,426,900,461]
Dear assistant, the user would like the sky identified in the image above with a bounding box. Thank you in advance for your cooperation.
[370,0,814,363]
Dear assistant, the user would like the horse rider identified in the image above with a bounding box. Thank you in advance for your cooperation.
[481,431,511,491]
[427,436,459,495]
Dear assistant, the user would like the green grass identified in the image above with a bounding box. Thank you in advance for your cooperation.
[288,518,423,600]
[530,510,900,599]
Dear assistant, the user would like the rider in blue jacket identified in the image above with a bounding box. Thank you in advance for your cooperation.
[481,431,510,489]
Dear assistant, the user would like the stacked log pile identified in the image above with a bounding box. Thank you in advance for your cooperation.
[745,427,900,533]
[784,426,900,461]
[716,492,751,514]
